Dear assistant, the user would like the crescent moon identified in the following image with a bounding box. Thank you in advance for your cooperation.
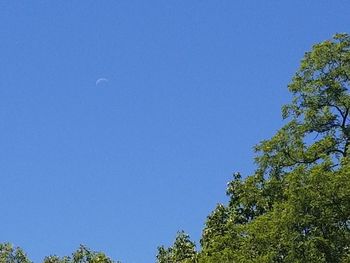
[96,78,108,86]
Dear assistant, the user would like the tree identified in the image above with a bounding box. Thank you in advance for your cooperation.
[0,243,31,263]
[0,244,121,263]
[195,33,350,262]
[156,231,197,263]
[43,245,120,263]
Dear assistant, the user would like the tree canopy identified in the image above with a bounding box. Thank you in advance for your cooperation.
[156,33,350,263]
[0,245,120,263]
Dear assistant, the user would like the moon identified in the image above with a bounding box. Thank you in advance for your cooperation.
[96,78,108,86]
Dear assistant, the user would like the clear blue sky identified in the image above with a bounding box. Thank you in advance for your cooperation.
[0,1,349,262]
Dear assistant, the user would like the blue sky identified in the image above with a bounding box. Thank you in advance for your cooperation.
[0,1,349,262]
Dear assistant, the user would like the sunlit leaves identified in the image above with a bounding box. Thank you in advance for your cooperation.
[195,33,350,262]
[0,243,31,263]
[42,246,120,263]
[156,232,196,263]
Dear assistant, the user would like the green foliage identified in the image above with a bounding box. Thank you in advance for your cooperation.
[0,245,120,263]
[156,231,197,263]
[226,160,350,262]
[43,246,120,263]
[0,243,31,263]
[159,33,350,263]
